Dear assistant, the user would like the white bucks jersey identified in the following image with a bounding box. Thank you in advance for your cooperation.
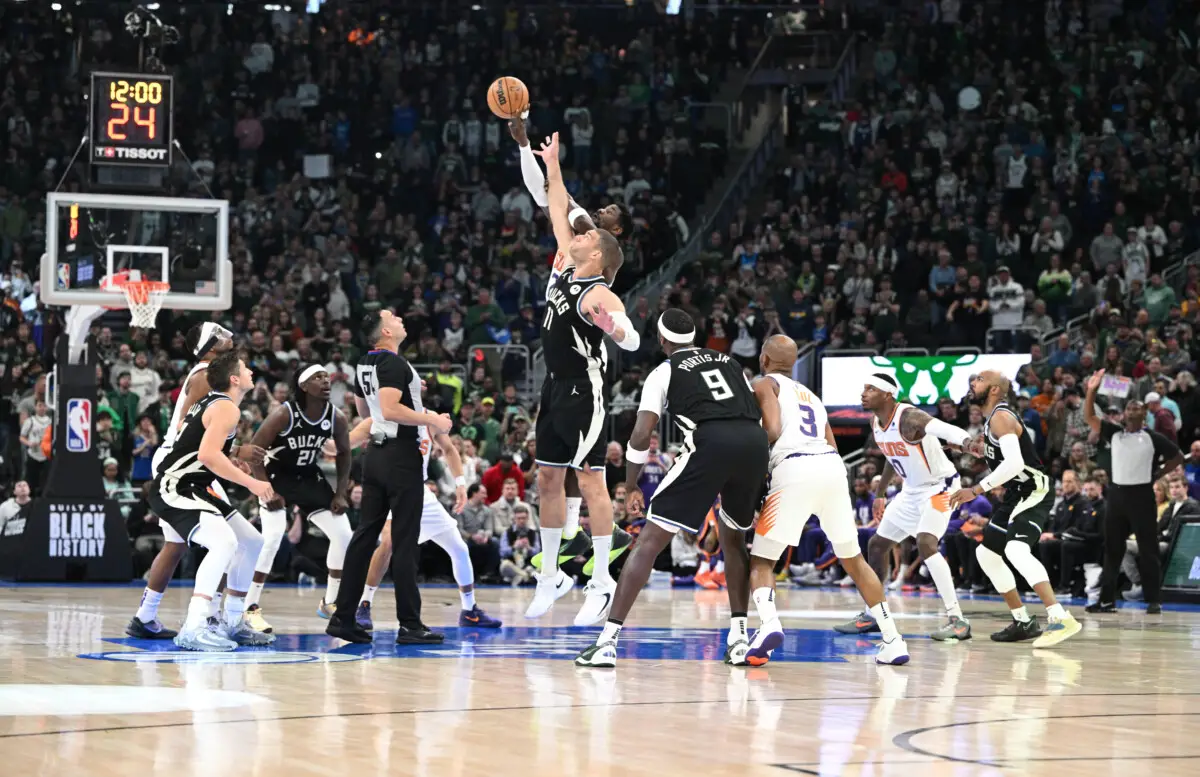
[872,403,956,488]
[765,374,835,469]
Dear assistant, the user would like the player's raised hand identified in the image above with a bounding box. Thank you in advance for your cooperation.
[626,487,646,518]
[591,302,616,334]
[508,115,528,146]
[1086,369,1106,393]
[532,132,559,162]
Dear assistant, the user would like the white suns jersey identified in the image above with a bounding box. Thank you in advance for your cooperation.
[767,374,836,469]
[163,362,208,449]
[872,403,956,488]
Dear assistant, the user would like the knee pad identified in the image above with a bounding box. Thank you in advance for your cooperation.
[309,510,352,570]
[832,538,862,560]
[976,544,1017,593]
[1004,540,1049,586]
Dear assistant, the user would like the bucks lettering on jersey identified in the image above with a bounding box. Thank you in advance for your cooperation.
[264,400,334,473]
[542,267,608,378]
[155,393,236,486]
[663,348,760,431]
[983,403,1050,505]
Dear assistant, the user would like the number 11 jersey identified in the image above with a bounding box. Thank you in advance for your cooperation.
[763,373,835,468]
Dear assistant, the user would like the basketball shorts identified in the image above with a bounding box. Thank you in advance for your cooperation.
[647,419,769,535]
[384,487,459,545]
[535,372,607,470]
[752,451,856,561]
[983,490,1054,553]
[875,475,959,543]
[149,477,236,547]
[265,467,334,518]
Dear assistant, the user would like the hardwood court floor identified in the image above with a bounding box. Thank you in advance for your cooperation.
[0,582,1197,777]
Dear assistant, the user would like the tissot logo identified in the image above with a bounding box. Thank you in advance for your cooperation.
[97,146,167,161]
[48,504,107,558]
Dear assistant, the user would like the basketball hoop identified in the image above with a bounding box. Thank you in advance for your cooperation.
[110,274,170,328]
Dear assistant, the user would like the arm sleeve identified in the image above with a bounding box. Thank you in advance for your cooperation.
[519,145,549,207]
[924,417,972,446]
[610,311,641,351]
[978,433,1026,491]
[636,362,672,416]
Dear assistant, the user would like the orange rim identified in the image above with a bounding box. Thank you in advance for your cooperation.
[114,279,170,304]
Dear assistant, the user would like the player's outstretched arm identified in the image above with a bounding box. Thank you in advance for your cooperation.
[1083,369,1104,433]
[332,410,352,512]
[377,386,452,434]
[199,401,274,500]
[898,406,972,446]
[625,361,670,517]
[752,376,782,444]
[348,417,373,449]
[951,410,1024,507]
[530,132,574,251]
[580,284,640,351]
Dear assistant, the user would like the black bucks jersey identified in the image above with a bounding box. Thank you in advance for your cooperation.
[638,347,768,536]
[542,267,608,378]
[264,400,334,474]
[983,403,1051,507]
[154,392,236,489]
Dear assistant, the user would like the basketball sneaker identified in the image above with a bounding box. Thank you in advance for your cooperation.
[746,620,784,666]
[244,605,272,633]
[575,641,617,668]
[174,619,237,652]
[1084,601,1116,614]
[220,617,277,647]
[833,611,881,634]
[875,637,910,665]
[356,602,374,631]
[930,615,972,642]
[1031,612,1081,649]
[531,529,593,571]
[695,570,720,589]
[580,527,635,577]
[125,616,178,640]
[524,569,573,619]
[574,578,617,626]
[459,605,502,628]
[723,640,750,666]
[395,623,444,644]
[316,599,336,619]
[990,617,1042,642]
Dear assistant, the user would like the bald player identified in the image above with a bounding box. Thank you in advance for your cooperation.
[745,336,909,665]
[950,371,1081,648]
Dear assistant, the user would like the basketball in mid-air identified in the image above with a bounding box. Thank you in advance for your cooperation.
[486,76,529,119]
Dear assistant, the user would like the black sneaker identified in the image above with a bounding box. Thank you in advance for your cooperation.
[1085,602,1116,614]
[326,615,372,643]
[396,623,445,644]
[1146,603,1162,615]
[125,616,178,640]
[990,617,1042,642]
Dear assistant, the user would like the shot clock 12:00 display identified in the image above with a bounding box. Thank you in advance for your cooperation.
[90,72,174,167]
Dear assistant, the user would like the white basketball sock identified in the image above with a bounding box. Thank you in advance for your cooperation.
[1046,603,1066,621]
[460,588,476,610]
[924,553,962,619]
[540,528,563,575]
[184,596,210,632]
[752,587,778,624]
[208,592,223,618]
[728,615,748,645]
[245,581,265,609]
[1011,605,1031,623]
[869,601,901,642]
[591,534,613,585]
[362,585,378,606]
[325,576,341,606]
[599,620,622,645]
[564,497,583,537]
[223,595,247,629]
[136,588,164,623]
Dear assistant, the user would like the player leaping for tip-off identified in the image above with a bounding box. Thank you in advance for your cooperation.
[510,112,634,580]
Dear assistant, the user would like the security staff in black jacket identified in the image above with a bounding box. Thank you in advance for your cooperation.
[1057,478,1105,596]
[1038,470,1093,592]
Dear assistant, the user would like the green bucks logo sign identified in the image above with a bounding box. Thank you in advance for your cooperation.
[820,354,1032,408]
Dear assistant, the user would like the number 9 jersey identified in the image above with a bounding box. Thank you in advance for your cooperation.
[763,374,835,467]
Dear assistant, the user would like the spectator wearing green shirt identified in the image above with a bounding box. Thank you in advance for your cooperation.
[478,397,503,462]
[1037,255,1073,321]
[466,289,508,347]
[1144,274,1177,325]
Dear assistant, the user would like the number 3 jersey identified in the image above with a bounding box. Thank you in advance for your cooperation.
[872,403,956,488]
[763,374,835,469]
[263,400,335,477]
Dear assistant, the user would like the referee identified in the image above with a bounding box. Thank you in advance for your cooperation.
[326,310,453,643]
[1083,370,1182,614]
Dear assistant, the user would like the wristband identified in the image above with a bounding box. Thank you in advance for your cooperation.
[568,206,590,228]
[455,476,466,487]
[626,446,648,464]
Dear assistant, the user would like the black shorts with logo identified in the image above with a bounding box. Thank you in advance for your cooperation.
[535,373,607,470]
[148,477,237,546]
[982,490,1054,553]
[267,467,335,518]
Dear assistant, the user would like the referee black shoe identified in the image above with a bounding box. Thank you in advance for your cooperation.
[396,623,445,644]
[1084,602,1117,614]
[990,617,1042,642]
[326,615,372,644]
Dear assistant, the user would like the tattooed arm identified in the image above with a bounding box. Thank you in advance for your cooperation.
[899,406,972,447]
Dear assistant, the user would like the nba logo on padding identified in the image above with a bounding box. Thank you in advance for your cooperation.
[56,263,71,290]
[67,399,92,452]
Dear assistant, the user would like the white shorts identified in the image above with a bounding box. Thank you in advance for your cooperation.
[751,453,858,561]
[159,480,229,545]
[384,488,458,545]
[875,476,959,543]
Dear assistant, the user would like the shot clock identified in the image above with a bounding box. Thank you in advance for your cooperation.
[89,72,174,168]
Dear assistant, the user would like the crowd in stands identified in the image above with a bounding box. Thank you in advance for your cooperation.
[3,1,1200,604]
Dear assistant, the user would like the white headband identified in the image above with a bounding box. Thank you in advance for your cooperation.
[195,322,233,357]
[298,365,326,386]
[657,316,695,345]
[864,375,900,397]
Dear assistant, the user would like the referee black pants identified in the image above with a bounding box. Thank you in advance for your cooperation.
[1100,483,1161,605]
[334,441,426,627]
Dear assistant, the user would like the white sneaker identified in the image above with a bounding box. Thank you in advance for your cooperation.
[573,578,617,626]
[789,563,814,577]
[745,619,784,666]
[887,576,903,591]
[575,641,617,668]
[838,574,857,587]
[524,569,573,619]
[875,637,910,666]
[174,620,237,652]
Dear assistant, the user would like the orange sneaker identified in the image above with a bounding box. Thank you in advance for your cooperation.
[696,570,720,590]
[711,571,727,588]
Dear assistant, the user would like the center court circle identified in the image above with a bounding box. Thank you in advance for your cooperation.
[79,650,367,665]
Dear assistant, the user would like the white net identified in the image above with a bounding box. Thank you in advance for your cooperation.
[119,280,170,328]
